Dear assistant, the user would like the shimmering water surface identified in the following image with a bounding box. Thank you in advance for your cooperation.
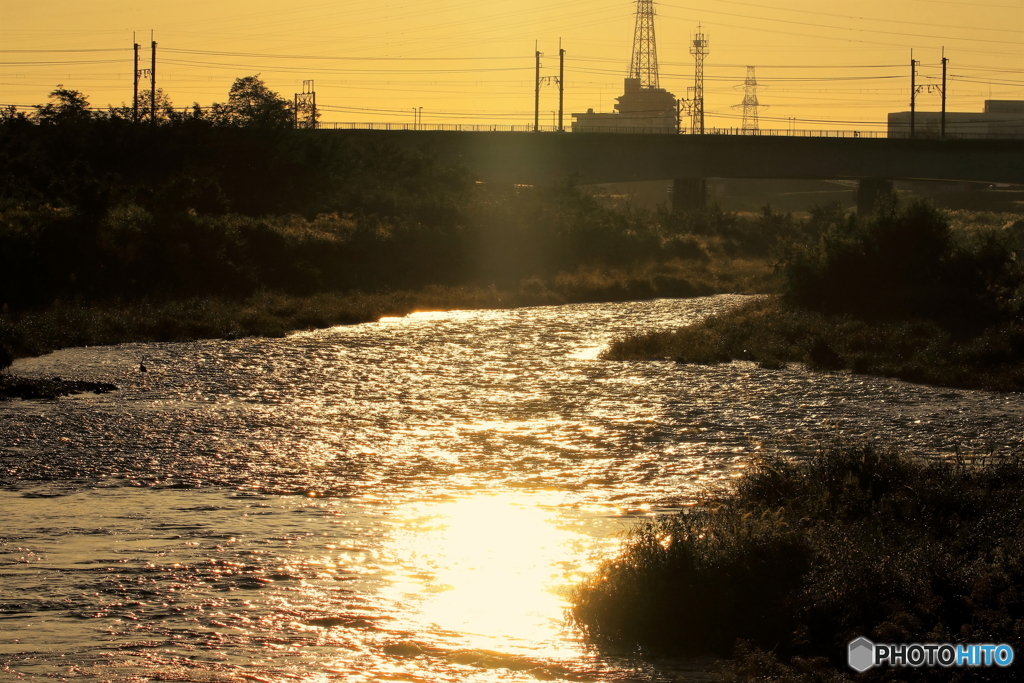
[3,295,1023,681]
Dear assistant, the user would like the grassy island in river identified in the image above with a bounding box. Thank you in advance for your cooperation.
[605,200,1024,392]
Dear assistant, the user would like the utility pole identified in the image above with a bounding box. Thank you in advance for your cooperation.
[150,36,157,124]
[941,48,948,138]
[534,43,541,132]
[132,32,154,124]
[558,44,565,132]
[133,38,139,123]
[910,51,918,138]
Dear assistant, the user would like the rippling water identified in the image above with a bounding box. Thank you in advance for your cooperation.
[3,295,1023,681]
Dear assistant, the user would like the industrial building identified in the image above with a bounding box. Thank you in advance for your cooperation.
[571,0,679,134]
[887,100,1024,138]
[571,78,678,133]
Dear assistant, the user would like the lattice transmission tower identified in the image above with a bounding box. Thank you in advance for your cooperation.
[741,66,759,132]
[294,80,317,129]
[629,0,660,89]
[690,25,708,134]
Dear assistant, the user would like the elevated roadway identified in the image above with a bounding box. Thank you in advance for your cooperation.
[328,129,1024,187]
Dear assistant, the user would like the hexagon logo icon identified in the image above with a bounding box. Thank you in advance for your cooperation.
[848,637,875,672]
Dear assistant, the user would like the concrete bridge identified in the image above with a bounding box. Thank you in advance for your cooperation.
[328,129,1023,210]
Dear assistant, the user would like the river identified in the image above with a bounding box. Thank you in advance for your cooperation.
[3,295,1023,681]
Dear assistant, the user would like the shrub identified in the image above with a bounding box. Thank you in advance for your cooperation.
[569,443,1024,681]
[777,199,1022,330]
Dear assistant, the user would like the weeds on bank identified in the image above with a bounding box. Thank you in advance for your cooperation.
[603,297,1024,390]
[569,442,1024,682]
[0,292,407,360]
[0,254,775,364]
[604,200,1024,391]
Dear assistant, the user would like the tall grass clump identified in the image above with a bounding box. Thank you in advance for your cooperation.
[569,443,1024,681]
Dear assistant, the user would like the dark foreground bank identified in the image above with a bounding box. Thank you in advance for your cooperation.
[569,443,1024,682]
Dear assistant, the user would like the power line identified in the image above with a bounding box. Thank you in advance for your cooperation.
[667,62,907,69]
[160,47,527,61]
[695,0,1023,34]
[0,48,131,53]
[0,59,127,66]
[950,75,1024,86]
[659,1,1023,45]
[656,11,1024,54]
[158,58,529,74]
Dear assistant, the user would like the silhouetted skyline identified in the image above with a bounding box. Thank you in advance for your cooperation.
[1,0,1021,130]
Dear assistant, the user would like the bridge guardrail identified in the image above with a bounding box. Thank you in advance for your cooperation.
[316,122,545,132]
[315,122,1024,140]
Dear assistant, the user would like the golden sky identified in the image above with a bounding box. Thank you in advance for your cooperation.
[2,0,1022,131]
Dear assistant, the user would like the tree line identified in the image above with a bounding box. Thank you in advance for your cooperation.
[3,75,300,129]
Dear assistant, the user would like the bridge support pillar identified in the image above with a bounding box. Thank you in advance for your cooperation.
[856,178,893,217]
[673,178,707,212]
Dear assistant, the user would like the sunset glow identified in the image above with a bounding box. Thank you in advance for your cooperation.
[2,1,1021,131]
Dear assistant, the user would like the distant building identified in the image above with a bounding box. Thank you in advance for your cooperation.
[571,77,678,134]
[887,100,1024,138]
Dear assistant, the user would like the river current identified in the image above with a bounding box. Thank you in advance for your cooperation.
[2,295,1023,681]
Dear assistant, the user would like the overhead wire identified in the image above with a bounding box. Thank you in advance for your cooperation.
[692,0,1022,34]
[159,57,530,74]
[658,1,1023,45]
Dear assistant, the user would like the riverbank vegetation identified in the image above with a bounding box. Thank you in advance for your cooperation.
[0,81,780,370]
[605,200,1024,391]
[0,259,769,363]
[569,442,1024,682]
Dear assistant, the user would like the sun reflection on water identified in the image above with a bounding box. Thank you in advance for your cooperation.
[383,491,618,658]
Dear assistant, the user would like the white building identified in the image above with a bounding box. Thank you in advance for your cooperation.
[887,100,1024,138]
[571,77,678,134]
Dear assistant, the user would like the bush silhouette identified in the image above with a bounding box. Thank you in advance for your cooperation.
[779,199,1020,330]
[570,443,1024,681]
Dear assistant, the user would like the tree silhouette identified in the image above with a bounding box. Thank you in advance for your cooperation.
[109,88,175,122]
[210,75,293,129]
[34,86,93,124]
